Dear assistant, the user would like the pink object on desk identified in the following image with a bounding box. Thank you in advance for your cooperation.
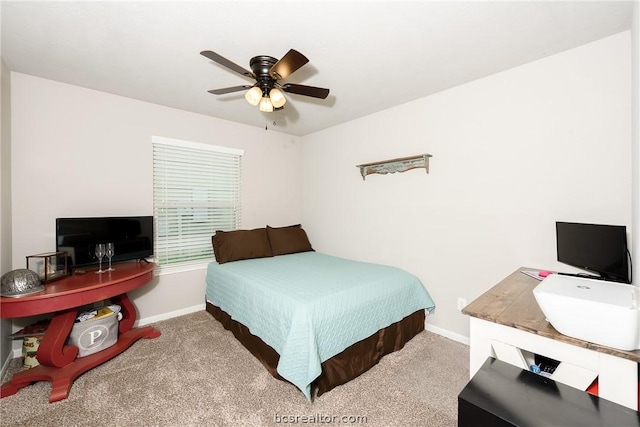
[538,270,553,278]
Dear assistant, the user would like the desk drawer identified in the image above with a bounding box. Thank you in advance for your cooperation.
[491,340,598,391]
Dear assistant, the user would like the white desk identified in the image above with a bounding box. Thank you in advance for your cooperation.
[463,268,639,410]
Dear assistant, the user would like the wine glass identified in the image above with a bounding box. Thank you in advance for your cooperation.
[106,242,115,271]
[95,243,105,274]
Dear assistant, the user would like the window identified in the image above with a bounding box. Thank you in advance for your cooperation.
[152,136,243,272]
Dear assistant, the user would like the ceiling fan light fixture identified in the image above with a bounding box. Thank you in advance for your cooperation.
[259,96,274,112]
[202,49,330,112]
[269,88,286,108]
[244,86,262,106]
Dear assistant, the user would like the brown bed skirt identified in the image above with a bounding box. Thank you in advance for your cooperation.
[205,301,425,399]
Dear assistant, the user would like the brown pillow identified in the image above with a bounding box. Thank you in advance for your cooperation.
[266,224,313,256]
[212,228,273,264]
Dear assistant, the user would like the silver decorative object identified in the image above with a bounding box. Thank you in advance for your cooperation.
[1,269,44,298]
[356,154,433,181]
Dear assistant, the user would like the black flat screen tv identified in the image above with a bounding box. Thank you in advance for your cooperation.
[556,221,630,283]
[56,216,154,269]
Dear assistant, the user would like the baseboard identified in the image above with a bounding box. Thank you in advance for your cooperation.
[425,323,470,346]
[136,303,205,327]
[10,346,21,359]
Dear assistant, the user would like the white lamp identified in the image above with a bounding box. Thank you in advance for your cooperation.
[269,88,286,108]
[259,96,274,112]
[244,87,262,106]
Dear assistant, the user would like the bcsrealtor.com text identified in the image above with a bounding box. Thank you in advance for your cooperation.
[274,413,368,424]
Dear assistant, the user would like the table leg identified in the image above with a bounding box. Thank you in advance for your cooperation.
[1,309,79,400]
[34,309,79,368]
[111,293,136,333]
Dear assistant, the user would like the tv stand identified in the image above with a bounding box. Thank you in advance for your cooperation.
[0,262,160,402]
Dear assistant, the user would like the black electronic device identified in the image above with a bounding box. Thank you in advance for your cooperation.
[556,221,630,283]
[56,216,154,269]
[534,354,560,377]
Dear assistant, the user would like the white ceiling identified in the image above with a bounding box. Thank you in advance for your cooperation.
[1,1,634,136]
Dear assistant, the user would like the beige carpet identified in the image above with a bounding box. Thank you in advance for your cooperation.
[1,311,469,427]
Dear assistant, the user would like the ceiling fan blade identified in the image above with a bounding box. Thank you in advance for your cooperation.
[281,83,330,99]
[207,85,253,95]
[200,50,255,79]
[269,49,309,80]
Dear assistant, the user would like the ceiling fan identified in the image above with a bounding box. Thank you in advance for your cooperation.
[200,49,330,112]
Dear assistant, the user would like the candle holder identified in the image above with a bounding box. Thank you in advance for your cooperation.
[26,251,68,283]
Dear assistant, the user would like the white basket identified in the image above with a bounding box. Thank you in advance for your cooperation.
[69,310,119,357]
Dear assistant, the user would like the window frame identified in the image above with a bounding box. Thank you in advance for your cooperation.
[152,136,244,274]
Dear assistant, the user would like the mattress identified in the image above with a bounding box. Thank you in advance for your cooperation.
[205,251,435,400]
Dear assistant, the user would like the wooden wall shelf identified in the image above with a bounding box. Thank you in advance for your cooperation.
[356,154,432,181]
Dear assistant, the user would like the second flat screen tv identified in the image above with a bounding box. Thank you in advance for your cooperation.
[556,221,630,283]
[56,216,154,269]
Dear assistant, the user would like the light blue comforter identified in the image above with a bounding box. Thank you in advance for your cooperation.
[205,252,435,400]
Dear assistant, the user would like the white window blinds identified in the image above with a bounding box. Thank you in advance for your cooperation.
[152,136,243,271]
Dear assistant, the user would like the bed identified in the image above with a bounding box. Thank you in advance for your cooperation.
[204,225,436,400]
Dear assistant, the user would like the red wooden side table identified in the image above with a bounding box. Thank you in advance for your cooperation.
[0,261,161,402]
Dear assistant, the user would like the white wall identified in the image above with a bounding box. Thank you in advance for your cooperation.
[632,0,640,286]
[301,32,632,340]
[10,73,303,328]
[1,59,14,367]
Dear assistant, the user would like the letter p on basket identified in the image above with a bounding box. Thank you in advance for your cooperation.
[88,329,103,345]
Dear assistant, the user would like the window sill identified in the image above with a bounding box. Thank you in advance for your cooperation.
[154,261,210,276]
